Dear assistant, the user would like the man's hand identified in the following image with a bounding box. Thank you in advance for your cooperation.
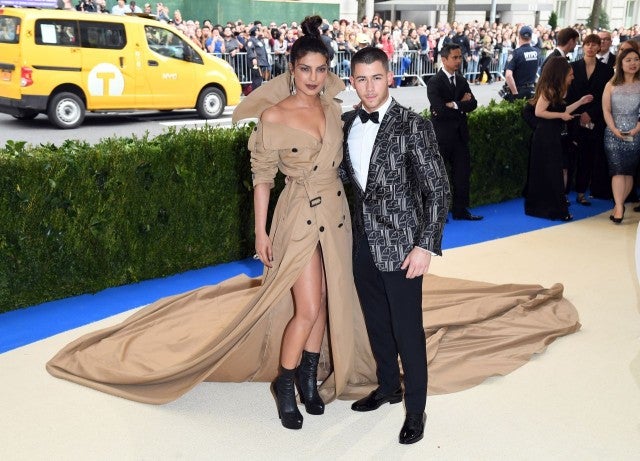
[461,92,472,102]
[579,112,592,126]
[400,247,432,279]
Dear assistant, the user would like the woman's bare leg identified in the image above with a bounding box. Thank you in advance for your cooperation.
[280,245,326,369]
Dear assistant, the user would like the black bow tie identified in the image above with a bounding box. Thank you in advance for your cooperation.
[358,109,379,124]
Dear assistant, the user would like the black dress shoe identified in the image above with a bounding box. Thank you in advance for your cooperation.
[351,387,403,412]
[452,210,483,221]
[399,412,426,444]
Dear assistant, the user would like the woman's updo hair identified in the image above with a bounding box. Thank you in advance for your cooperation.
[289,15,331,66]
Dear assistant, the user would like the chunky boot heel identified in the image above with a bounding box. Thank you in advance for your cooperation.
[271,366,303,430]
[295,350,325,415]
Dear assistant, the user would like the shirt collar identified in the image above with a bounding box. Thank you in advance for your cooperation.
[361,95,392,121]
[442,69,456,80]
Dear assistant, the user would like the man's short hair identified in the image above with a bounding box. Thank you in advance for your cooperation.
[556,27,579,46]
[440,43,461,59]
[351,47,389,72]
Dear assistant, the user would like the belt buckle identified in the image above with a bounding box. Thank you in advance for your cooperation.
[309,197,322,207]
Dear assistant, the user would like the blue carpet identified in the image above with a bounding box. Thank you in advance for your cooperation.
[0,193,613,354]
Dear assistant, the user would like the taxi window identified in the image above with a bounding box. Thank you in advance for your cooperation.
[0,16,20,44]
[145,25,203,64]
[79,21,126,50]
[35,19,78,47]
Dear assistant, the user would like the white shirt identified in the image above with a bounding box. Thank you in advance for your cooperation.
[347,96,393,190]
[441,69,459,109]
[596,52,610,64]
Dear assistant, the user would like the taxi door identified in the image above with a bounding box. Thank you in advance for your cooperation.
[28,18,83,96]
[138,24,198,109]
[0,13,22,101]
[78,20,138,109]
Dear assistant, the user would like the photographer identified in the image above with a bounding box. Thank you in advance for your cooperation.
[504,26,539,100]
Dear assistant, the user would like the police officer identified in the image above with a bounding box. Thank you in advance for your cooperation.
[246,25,269,87]
[504,26,539,100]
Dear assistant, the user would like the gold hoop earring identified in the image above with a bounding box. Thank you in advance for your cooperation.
[290,74,297,95]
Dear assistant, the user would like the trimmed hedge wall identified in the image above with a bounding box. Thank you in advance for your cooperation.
[0,127,255,312]
[0,99,530,313]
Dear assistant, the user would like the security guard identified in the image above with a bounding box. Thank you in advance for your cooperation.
[504,26,539,100]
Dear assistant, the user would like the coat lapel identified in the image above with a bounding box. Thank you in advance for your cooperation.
[342,110,365,195]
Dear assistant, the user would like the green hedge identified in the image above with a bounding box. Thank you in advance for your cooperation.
[0,126,255,312]
[0,99,531,313]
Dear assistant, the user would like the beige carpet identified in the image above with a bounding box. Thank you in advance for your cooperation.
[1,211,638,460]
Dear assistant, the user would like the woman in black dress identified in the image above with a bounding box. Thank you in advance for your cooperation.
[524,57,593,220]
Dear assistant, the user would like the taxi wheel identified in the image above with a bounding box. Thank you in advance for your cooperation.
[48,92,85,129]
[196,87,225,119]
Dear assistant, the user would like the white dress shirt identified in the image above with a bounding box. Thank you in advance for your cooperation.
[347,95,392,190]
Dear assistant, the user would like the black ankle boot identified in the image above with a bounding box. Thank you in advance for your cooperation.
[295,350,325,415]
[271,366,303,429]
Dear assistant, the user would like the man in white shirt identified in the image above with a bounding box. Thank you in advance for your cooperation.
[110,0,127,15]
[341,47,449,446]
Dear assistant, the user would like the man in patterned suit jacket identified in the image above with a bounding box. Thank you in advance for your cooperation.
[341,47,450,445]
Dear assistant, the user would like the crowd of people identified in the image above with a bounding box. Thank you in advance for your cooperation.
[60,3,640,84]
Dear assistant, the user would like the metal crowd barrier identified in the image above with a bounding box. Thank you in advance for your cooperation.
[216,50,440,87]
[213,44,603,88]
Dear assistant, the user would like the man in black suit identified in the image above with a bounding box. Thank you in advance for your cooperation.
[427,43,481,220]
[541,27,579,71]
[596,30,616,68]
[567,34,614,202]
[341,47,450,445]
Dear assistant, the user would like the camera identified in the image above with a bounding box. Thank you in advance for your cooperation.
[498,83,513,101]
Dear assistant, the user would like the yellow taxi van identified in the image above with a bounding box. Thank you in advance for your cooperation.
[0,6,241,128]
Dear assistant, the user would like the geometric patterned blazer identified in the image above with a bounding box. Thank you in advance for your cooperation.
[341,98,450,272]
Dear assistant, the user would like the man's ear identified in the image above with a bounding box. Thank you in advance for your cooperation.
[386,71,394,86]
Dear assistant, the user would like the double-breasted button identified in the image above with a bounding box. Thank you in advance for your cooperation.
[338,223,343,228]
[337,191,342,196]
[319,226,325,232]
[313,165,318,171]
[292,148,298,153]
[307,220,312,225]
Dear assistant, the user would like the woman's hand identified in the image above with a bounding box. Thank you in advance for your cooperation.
[579,94,594,105]
[560,111,575,121]
[254,231,273,268]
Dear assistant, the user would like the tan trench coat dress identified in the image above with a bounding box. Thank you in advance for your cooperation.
[46,73,580,405]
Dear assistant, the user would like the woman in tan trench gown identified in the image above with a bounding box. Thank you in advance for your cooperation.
[46,22,581,428]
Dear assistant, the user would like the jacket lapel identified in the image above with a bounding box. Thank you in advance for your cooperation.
[364,99,399,197]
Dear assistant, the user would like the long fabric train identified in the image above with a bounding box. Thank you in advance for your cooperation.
[47,72,580,404]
